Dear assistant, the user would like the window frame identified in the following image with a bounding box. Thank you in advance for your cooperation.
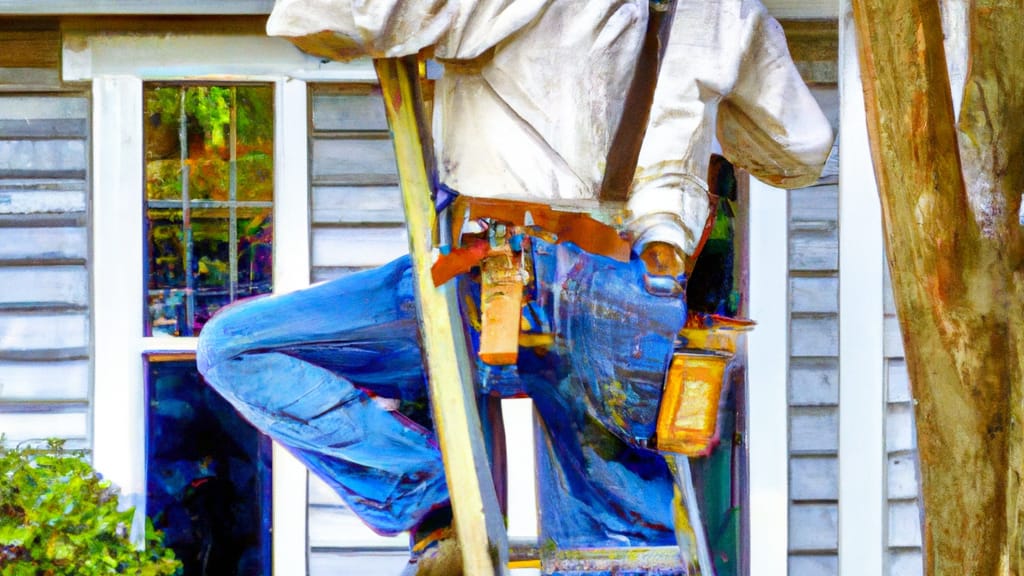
[75,29,372,574]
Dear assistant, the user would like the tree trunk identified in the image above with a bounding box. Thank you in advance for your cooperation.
[851,0,1024,573]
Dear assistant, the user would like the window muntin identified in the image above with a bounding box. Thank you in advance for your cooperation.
[144,84,274,336]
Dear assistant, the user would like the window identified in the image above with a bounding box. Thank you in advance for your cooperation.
[145,356,273,575]
[144,84,274,336]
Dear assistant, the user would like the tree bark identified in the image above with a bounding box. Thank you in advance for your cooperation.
[851,0,1024,573]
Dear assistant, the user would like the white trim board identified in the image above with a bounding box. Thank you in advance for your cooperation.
[63,33,377,84]
[272,76,314,576]
[838,1,886,573]
[91,74,147,543]
[746,179,790,576]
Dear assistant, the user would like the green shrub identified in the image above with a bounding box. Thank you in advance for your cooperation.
[0,439,181,576]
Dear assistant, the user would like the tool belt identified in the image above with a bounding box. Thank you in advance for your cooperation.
[432,196,632,365]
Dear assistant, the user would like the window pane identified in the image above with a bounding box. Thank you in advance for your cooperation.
[144,83,274,337]
[236,207,274,298]
[236,86,275,202]
[146,358,272,575]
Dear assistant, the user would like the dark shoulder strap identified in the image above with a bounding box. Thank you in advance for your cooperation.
[599,0,677,202]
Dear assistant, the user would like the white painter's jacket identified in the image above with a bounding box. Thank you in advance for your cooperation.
[267,0,834,256]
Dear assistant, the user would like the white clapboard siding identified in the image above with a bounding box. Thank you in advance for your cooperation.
[0,140,87,176]
[311,226,410,270]
[307,84,411,571]
[0,266,88,307]
[0,360,90,401]
[790,456,838,500]
[0,227,88,262]
[0,180,88,214]
[788,136,840,571]
[312,186,405,224]
[883,262,925,574]
[0,91,92,451]
[789,358,839,406]
[789,503,838,552]
[790,556,839,576]
[1,408,89,447]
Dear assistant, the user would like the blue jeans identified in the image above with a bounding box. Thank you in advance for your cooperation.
[197,236,686,554]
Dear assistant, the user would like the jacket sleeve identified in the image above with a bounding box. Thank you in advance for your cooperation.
[266,0,458,60]
[266,0,546,61]
[716,3,834,189]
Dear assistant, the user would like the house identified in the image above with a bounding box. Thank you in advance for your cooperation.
[0,1,924,574]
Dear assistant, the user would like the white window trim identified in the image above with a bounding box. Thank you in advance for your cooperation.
[81,31,371,575]
[746,179,790,576]
[838,2,886,573]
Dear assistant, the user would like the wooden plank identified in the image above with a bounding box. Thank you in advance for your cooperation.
[311,227,409,268]
[883,315,904,358]
[376,57,508,575]
[790,276,838,313]
[790,455,839,501]
[789,184,837,223]
[0,227,87,261]
[0,265,88,307]
[885,402,917,453]
[309,551,410,576]
[312,92,389,132]
[312,138,398,182]
[0,359,89,401]
[882,263,896,315]
[0,119,88,139]
[788,503,838,552]
[0,68,62,91]
[309,475,346,507]
[0,312,88,351]
[308,506,407,549]
[789,357,839,406]
[886,359,911,403]
[311,266,361,283]
[0,139,87,176]
[888,551,924,576]
[312,186,404,224]
[789,229,838,271]
[0,189,87,214]
[0,30,59,68]
[0,96,87,120]
[790,315,839,357]
[788,555,838,576]
[790,406,838,453]
[0,409,88,445]
[887,453,920,500]
[763,0,839,20]
[888,500,924,548]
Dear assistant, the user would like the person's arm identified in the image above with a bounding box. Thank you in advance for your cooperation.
[716,1,834,189]
[265,0,458,60]
[266,0,547,62]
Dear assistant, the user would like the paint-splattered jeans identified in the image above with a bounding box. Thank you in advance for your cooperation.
[196,235,687,559]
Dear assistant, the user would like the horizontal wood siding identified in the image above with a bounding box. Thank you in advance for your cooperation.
[307,83,410,573]
[0,93,90,451]
[883,263,924,575]
[789,176,840,571]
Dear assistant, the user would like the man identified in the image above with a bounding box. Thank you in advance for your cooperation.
[197,0,832,573]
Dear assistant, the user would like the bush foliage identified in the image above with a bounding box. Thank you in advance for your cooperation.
[0,439,181,576]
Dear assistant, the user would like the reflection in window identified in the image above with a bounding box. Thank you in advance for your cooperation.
[144,85,274,336]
